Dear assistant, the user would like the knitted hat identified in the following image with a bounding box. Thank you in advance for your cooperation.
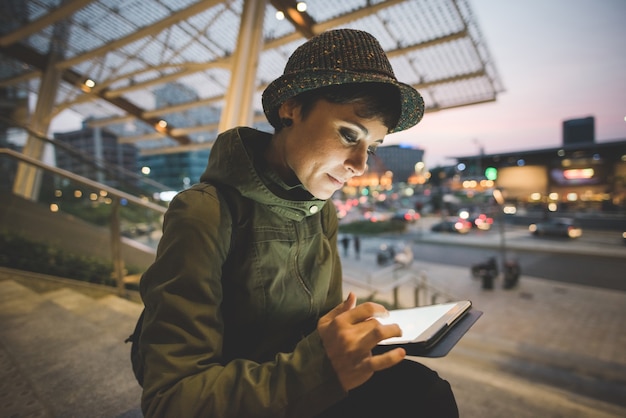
[262,29,424,133]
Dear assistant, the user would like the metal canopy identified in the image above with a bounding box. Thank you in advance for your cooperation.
[0,0,503,156]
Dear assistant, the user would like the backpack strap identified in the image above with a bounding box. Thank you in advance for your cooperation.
[125,310,145,384]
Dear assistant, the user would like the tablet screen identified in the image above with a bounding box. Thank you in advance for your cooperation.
[375,301,471,345]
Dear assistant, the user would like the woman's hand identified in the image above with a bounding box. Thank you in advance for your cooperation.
[317,292,406,391]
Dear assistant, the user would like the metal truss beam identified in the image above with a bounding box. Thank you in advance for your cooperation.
[0,42,193,145]
[54,0,224,70]
[0,0,96,47]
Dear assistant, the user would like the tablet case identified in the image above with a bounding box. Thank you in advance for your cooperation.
[372,309,483,357]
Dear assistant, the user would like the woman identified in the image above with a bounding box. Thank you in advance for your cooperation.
[137,28,458,417]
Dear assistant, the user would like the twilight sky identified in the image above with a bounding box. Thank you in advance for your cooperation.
[387,0,626,167]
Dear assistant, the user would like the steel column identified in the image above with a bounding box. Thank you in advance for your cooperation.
[12,18,68,200]
[218,0,266,133]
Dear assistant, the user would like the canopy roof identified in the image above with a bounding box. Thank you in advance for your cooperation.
[1,0,503,155]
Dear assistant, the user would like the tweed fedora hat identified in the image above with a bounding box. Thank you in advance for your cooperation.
[262,29,424,133]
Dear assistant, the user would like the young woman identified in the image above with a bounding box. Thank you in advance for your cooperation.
[137,28,458,417]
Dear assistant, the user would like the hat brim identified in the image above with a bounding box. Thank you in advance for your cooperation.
[262,69,424,133]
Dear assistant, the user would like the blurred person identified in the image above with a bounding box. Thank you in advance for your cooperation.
[135,29,458,417]
[341,234,351,257]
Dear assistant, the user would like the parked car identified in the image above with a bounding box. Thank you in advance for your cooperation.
[431,218,471,234]
[528,218,582,238]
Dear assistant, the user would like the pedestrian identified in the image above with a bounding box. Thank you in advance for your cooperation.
[353,234,361,260]
[135,29,458,417]
[341,235,350,257]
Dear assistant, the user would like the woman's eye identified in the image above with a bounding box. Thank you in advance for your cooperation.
[340,128,358,143]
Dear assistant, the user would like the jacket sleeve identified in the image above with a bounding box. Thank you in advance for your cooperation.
[138,187,346,418]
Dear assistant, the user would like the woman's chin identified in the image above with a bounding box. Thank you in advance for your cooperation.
[309,187,335,200]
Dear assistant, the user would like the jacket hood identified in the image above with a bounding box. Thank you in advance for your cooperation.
[200,127,327,222]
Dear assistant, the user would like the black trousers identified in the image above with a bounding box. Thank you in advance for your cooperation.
[318,360,459,418]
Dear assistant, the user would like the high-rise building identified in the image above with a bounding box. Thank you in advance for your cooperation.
[372,144,425,183]
[137,150,210,191]
[54,124,138,188]
[563,116,595,146]
[136,82,214,190]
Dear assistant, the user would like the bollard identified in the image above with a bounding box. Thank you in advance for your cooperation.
[481,270,495,290]
[503,260,521,289]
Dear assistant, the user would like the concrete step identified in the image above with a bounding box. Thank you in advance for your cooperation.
[0,280,142,417]
[455,332,626,404]
[41,287,143,342]
[416,331,626,418]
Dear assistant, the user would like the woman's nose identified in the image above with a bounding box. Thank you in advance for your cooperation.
[345,147,368,176]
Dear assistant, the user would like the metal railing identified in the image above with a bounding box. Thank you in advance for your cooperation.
[1,147,167,296]
[343,263,458,309]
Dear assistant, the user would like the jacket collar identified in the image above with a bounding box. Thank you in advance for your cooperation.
[200,127,327,222]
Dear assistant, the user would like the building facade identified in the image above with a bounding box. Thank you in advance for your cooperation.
[54,124,138,189]
[454,138,626,214]
[137,150,210,191]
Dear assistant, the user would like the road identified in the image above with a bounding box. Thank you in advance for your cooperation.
[408,240,626,291]
[365,220,626,292]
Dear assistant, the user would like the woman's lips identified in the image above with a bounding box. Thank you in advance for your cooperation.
[328,174,345,187]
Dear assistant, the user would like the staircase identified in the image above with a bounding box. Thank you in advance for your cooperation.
[0,270,143,417]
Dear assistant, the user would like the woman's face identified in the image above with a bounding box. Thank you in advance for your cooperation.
[275,99,388,200]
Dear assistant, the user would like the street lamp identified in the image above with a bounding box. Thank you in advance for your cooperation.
[492,188,506,271]
[492,188,520,289]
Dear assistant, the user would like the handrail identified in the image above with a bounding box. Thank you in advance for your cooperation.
[0,115,171,193]
[1,147,168,296]
[343,264,458,308]
[1,148,167,214]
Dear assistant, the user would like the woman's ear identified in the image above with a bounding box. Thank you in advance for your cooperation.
[278,98,299,120]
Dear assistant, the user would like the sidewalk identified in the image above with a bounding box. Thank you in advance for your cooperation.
[339,232,626,417]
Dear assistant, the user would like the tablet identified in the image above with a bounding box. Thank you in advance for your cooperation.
[375,300,472,349]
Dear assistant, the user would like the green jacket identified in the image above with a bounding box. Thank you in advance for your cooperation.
[139,127,346,417]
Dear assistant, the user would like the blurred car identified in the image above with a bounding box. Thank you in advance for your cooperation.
[391,209,420,224]
[467,213,494,231]
[458,210,493,231]
[363,211,391,223]
[503,204,517,215]
[528,218,582,238]
[431,218,471,234]
[376,243,396,265]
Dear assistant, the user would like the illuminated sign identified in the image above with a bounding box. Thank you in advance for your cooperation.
[550,167,601,185]
[562,168,594,180]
